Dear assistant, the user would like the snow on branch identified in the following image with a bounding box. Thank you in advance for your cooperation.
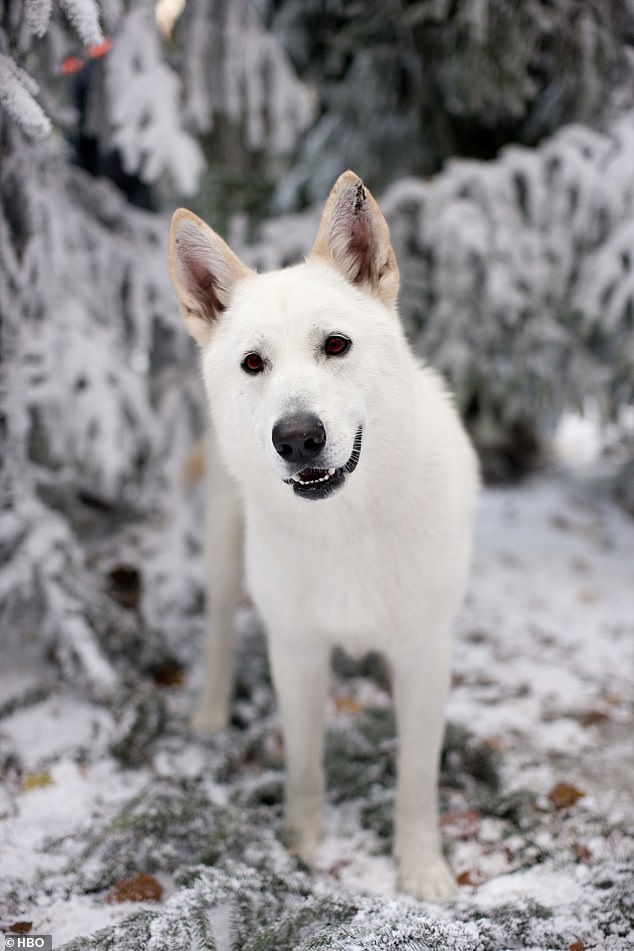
[1,0,103,137]
[24,0,54,38]
[106,2,204,195]
[58,0,103,46]
[181,0,315,155]
[382,112,634,441]
[0,128,203,690]
[0,55,51,139]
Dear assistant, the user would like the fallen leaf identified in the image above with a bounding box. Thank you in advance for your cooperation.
[8,922,32,933]
[150,664,185,687]
[22,771,54,792]
[578,587,600,604]
[548,782,585,809]
[571,557,590,574]
[569,940,585,951]
[601,692,622,706]
[551,513,573,531]
[326,856,353,880]
[107,563,142,610]
[441,809,481,839]
[577,709,609,728]
[106,872,163,904]
[467,629,488,644]
[333,695,364,714]
[482,735,505,752]
[183,441,204,486]
[457,868,484,886]
[572,842,593,863]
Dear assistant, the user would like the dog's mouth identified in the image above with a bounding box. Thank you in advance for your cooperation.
[284,427,363,500]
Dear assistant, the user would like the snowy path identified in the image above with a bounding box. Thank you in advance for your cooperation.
[0,470,632,949]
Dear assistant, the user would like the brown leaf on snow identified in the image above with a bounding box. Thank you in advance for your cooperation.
[106,872,163,904]
[481,735,505,752]
[8,922,32,933]
[326,856,353,880]
[578,587,601,604]
[333,695,364,714]
[457,868,485,886]
[569,940,585,951]
[551,513,573,531]
[106,563,142,610]
[577,709,610,728]
[600,690,622,706]
[571,557,590,574]
[150,663,185,687]
[441,808,481,839]
[548,782,585,809]
[22,771,54,792]
[572,842,593,863]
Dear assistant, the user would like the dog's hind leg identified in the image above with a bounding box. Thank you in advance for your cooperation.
[267,630,330,863]
[391,621,457,902]
[191,427,243,734]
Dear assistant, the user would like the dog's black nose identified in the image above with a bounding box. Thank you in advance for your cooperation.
[272,413,326,463]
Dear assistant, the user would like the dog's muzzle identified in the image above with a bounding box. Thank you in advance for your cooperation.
[272,414,363,500]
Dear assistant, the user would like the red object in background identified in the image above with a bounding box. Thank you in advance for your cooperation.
[61,36,111,75]
[60,55,84,75]
[88,39,112,59]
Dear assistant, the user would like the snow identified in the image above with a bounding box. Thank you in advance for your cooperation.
[1,698,113,768]
[0,55,52,139]
[2,0,633,942]
[24,0,54,39]
[181,0,315,154]
[107,2,204,195]
[1,460,632,948]
[58,0,103,47]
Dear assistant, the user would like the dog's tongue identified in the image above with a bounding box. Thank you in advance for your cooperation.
[297,467,327,482]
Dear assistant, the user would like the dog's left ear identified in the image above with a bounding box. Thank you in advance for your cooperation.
[168,209,253,347]
[310,171,399,308]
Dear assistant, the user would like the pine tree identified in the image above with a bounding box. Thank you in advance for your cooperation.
[0,0,204,693]
[175,0,315,229]
[264,0,634,209]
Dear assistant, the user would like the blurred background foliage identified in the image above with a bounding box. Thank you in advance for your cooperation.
[1,0,634,684]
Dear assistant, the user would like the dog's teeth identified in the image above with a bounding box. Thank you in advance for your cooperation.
[291,469,335,486]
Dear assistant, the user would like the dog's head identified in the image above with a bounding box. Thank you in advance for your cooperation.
[168,172,402,502]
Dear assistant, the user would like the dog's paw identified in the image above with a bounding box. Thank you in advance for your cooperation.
[190,703,229,735]
[283,820,324,866]
[397,855,457,903]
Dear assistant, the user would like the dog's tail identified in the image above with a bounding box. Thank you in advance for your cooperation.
[183,440,205,486]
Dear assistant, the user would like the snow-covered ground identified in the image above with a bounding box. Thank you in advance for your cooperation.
[1,458,633,949]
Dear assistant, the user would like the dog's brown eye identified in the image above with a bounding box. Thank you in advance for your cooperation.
[242,352,265,374]
[324,334,351,357]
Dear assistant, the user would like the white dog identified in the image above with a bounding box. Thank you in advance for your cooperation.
[168,172,479,901]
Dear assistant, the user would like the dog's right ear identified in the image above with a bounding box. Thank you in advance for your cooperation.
[168,209,253,347]
[309,171,399,308]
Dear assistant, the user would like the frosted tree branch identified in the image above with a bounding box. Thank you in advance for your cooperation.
[0,55,52,138]
[58,0,103,46]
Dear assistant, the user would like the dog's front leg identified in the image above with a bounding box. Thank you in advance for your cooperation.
[391,634,456,902]
[191,432,243,734]
[267,631,330,863]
